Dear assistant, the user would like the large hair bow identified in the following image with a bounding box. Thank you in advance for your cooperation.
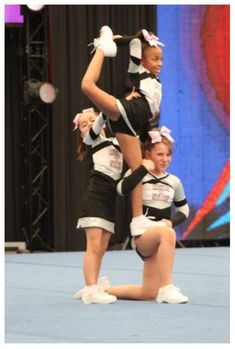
[142,29,165,48]
[73,107,95,130]
[148,126,175,143]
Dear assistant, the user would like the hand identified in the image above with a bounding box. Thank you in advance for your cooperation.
[125,87,141,101]
[161,219,173,228]
[142,159,155,172]
[113,35,123,40]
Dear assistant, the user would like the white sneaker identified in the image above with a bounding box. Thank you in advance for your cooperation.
[156,284,189,304]
[82,285,117,304]
[73,287,84,300]
[97,276,111,291]
[130,215,167,237]
[91,25,117,57]
[73,276,110,299]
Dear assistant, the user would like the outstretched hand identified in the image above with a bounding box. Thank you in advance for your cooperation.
[113,35,123,40]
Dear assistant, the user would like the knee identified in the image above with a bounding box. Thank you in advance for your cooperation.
[163,227,176,246]
[100,242,109,257]
[88,242,104,258]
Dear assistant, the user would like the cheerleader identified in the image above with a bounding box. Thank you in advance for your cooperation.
[106,127,189,303]
[117,126,189,234]
[81,25,164,238]
[72,108,123,304]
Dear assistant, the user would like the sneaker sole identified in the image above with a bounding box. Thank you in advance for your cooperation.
[157,299,188,304]
[82,299,116,304]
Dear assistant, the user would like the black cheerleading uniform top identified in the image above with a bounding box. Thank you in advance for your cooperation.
[117,165,189,227]
[76,113,124,234]
[111,36,162,137]
[127,55,162,117]
[116,36,162,116]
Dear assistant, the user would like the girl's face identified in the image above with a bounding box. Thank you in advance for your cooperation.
[141,46,163,76]
[79,113,96,138]
[145,142,172,175]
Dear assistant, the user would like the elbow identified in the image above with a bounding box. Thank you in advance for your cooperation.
[81,78,91,95]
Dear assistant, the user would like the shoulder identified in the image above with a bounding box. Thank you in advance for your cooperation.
[91,135,109,147]
[165,173,182,187]
[142,171,154,182]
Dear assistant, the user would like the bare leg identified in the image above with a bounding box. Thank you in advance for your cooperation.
[98,229,112,276]
[81,50,120,120]
[136,227,176,287]
[107,227,176,299]
[107,252,160,300]
[82,51,144,217]
[83,228,111,285]
[116,133,143,217]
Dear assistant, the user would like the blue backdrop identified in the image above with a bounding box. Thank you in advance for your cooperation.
[157,5,230,240]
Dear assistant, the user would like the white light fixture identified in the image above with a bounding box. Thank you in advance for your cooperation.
[24,80,58,105]
[38,82,57,104]
[26,4,44,12]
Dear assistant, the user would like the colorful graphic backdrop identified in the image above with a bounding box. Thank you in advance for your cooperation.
[157,5,230,240]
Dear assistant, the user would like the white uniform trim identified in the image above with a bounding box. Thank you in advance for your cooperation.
[175,204,190,218]
[77,217,114,234]
[116,99,137,137]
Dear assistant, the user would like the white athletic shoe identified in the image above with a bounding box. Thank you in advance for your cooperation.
[97,275,111,291]
[90,25,117,57]
[156,284,189,304]
[73,276,110,300]
[73,288,84,300]
[82,285,117,304]
[130,215,167,237]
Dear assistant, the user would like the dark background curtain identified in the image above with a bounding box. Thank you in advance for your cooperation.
[5,27,24,242]
[5,5,157,251]
[48,5,157,251]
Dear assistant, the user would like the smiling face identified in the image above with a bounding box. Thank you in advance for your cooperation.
[145,141,172,176]
[141,46,163,76]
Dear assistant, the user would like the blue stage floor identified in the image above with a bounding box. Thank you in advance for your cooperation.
[5,247,230,344]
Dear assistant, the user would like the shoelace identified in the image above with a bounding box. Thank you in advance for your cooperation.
[168,285,181,292]
[87,42,96,54]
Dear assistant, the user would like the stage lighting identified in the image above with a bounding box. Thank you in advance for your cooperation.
[24,80,57,105]
[26,4,44,12]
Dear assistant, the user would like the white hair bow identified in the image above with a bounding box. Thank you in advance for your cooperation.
[142,29,165,48]
[148,126,175,143]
